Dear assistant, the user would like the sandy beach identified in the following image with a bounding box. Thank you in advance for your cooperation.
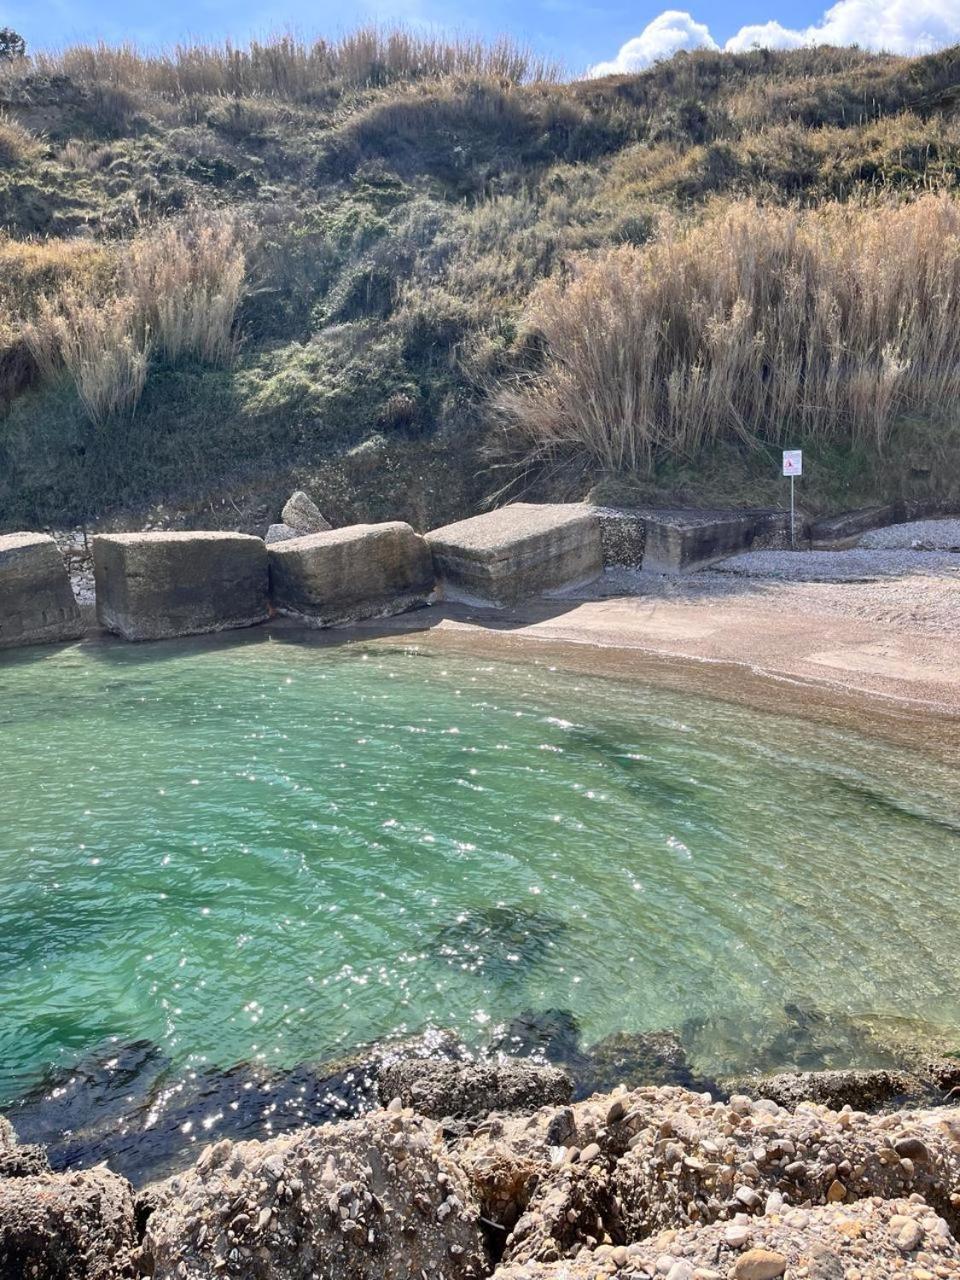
[346,561,960,759]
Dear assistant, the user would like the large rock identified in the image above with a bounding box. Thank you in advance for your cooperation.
[93,532,269,641]
[281,490,331,536]
[0,532,82,650]
[143,1109,487,1280]
[426,503,602,606]
[0,1166,138,1279]
[725,1067,922,1112]
[268,522,434,626]
[378,1059,572,1119]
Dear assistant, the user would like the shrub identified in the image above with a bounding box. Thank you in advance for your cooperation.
[0,28,25,60]
[0,111,38,165]
[496,194,960,473]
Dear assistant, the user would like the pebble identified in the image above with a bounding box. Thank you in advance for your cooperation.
[732,1248,788,1279]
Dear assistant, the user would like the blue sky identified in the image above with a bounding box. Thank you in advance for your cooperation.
[2,0,958,76]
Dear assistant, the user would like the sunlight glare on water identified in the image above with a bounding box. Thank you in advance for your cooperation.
[2,629,959,1106]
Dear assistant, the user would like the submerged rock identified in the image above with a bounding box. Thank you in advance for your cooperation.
[434,908,569,982]
[0,1166,138,1280]
[143,1108,487,1280]
[280,490,331,536]
[377,1059,572,1120]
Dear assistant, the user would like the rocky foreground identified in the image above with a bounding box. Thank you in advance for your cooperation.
[4,1060,960,1280]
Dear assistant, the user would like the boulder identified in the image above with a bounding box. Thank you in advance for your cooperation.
[265,522,298,545]
[143,1109,487,1280]
[93,532,269,641]
[268,522,434,626]
[281,490,331,536]
[0,1166,138,1279]
[425,503,602,606]
[0,532,82,650]
[377,1059,572,1119]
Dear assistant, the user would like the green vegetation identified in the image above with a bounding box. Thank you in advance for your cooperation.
[1,30,960,531]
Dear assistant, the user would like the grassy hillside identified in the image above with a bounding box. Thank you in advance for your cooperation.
[2,30,960,533]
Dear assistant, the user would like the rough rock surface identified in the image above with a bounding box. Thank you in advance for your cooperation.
[143,1108,487,1280]
[0,532,82,649]
[725,1068,922,1112]
[268,521,434,626]
[443,1085,960,1269]
[426,503,602,605]
[377,1059,572,1119]
[264,522,298,545]
[93,532,269,641]
[0,1166,138,1279]
[493,1198,960,1278]
[280,490,331,536]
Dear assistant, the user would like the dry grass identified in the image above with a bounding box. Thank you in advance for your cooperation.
[1,28,560,104]
[18,210,246,424]
[26,289,151,426]
[0,110,39,165]
[125,213,246,365]
[497,194,960,473]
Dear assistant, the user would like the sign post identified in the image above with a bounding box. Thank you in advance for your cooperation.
[782,449,802,547]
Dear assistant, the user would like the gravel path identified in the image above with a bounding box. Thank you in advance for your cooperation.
[711,548,960,583]
[859,517,960,550]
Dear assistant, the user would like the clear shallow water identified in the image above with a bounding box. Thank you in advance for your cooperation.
[1,631,959,1117]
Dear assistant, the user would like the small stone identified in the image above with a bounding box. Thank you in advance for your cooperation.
[735,1186,762,1211]
[732,1249,788,1279]
[724,1223,753,1248]
[607,1099,626,1124]
[265,523,298,544]
[666,1264,695,1280]
[895,1137,931,1164]
[580,1142,602,1164]
[827,1179,847,1202]
[896,1221,924,1252]
[387,1097,404,1113]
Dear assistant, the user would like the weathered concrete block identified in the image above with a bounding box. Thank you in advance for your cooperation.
[0,532,82,650]
[269,522,434,626]
[94,532,269,641]
[426,503,602,605]
[809,501,905,548]
[642,507,790,573]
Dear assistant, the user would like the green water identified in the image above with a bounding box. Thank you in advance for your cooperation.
[2,630,959,1103]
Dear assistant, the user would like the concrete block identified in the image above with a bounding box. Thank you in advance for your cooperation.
[269,522,433,626]
[426,503,602,605]
[641,508,790,573]
[94,532,269,641]
[0,532,82,650]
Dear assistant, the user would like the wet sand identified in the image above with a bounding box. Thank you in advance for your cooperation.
[340,571,960,760]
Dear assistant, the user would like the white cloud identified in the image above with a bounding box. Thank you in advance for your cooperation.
[589,0,960,75]
[589,9,717,75]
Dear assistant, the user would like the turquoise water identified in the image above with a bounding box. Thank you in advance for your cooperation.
[2,631,959,1108]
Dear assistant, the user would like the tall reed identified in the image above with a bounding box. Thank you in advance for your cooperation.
[497,194,960,473]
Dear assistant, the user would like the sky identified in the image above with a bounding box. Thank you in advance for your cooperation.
[2,0,959,77]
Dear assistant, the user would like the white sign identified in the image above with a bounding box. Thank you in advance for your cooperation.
[782,449,803,477]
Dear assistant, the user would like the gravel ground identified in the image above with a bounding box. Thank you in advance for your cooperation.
[859,518,960,551]
[711,548,960,583]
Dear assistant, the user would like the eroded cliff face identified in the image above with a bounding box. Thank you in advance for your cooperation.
[4,1064,960,1280]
